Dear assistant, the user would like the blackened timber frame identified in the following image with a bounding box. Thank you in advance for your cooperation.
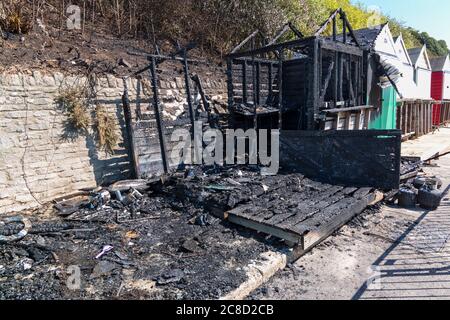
[126,47,202,178]
[227,35,367,131]
[149,57,169,173]
[228,57,280,106]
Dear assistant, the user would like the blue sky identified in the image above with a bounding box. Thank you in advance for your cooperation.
[352,0,450,46]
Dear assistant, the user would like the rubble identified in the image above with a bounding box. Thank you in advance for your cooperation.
[0,162,442,300]
[396,159,445,210]
[0,216,32,243]
[0,167,284,300]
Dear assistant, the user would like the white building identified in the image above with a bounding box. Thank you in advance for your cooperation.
[353,24,413,99]
[393,34,416,99]
[353,24,433,100]
[407,45,433,100]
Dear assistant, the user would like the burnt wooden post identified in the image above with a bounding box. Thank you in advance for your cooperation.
[308,38,320,130]
[359,56,364,105]
[363,51,370,107]
[252,39,258,129]
[338,53,344,102]
[149,57,169,174]
[242,60,248,103]
[345,56,355,105]
[182,49,196,133]
[278,49,284,130]
[342,12,347,44]
[122,78,138,179]
[333,51,339,108]
[317,40,323,113]
[226,58,234,109]
[227,58,236,129]
[256,62,261,105]
[332,16,337,41]
[268,63,273,98]
[191,74,212,126]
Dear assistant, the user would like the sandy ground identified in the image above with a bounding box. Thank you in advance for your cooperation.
[250,154,450,300]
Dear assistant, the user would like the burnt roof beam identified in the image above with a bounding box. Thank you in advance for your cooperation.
[315,8,340,37]
[231,30,266,54]
[227,36,316,59]
[320,39,363,56]
[268,24,291,46]
[228,36,363,60]
[267,22,304,47]
[288,22,305,39]
[340,11,361,48]
[315,8,361,48]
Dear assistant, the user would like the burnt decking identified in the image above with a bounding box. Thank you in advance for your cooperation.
[226,184,380,251]
[168,169,382,252]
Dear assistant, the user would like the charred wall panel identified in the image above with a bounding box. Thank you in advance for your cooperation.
[321,52,335,104]
[130,117,195,179]
[279,130,401,189]
[231,59,279,106]
[281,58,311,129]
[282,58,309,111]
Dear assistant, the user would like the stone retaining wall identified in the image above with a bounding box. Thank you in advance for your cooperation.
[0,70,226,214]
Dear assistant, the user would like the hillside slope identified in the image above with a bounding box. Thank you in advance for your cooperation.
[0,0,448,73]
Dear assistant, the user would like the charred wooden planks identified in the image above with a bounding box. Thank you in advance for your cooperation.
[226,185,379,250]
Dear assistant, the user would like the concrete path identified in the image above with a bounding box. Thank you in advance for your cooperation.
[250,154,450,300]
[354,198,450,300]
[354,155,450,300]
[402,126,450,161]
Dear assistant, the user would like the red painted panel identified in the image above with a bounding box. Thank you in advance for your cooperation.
[431,72,444,125]
[431,72,444,100]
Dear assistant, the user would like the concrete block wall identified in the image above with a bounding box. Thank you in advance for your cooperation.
[0,70,227,214]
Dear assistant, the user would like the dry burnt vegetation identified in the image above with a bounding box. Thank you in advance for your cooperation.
[0,0,447,72]
[0,1,33,35]
[1,0,305,57]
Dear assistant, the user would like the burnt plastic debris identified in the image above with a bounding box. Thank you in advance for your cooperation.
[0,216,32,243]
[89,190,111,209]
[155,269,185,285]
[194,214,210,227]
[398,187,418,208]
[418,187,443,210]
[413,176,443,190]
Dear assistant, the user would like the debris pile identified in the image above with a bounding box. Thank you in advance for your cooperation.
[0,167,287,300]
[397,159,444,210]
[1,163,440,300]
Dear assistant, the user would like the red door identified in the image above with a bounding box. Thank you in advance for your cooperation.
[431,72,444,125]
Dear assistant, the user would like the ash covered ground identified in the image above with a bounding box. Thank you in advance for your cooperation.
[1,162,417,300]
[0,166,286,300]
